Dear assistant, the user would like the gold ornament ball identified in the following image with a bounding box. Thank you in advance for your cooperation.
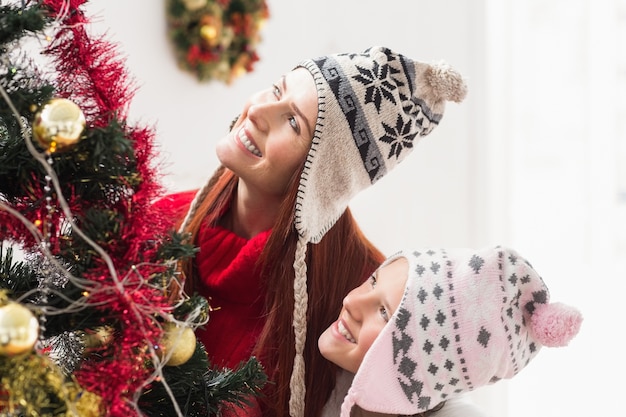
[160,322,196,366]
[0,302,39,356]
[32,98,86,153]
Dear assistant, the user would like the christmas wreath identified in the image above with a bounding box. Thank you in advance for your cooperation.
[166,0,269,84]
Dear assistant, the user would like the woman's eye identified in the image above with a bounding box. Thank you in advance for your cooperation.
[289,116,299,132]
[272,84,299,133]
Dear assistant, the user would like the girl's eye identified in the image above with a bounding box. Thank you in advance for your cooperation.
[272,84,281,98]
[369,275,377,288]
[379,306,389,322]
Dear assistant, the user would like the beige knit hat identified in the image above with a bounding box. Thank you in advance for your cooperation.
[289,46,468,417]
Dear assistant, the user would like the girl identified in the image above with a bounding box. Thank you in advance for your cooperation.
[319,247,583,416]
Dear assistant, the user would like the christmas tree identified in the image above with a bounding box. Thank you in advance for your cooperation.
[0,1,266,416]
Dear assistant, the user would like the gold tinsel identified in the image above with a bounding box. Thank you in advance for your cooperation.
[0,353,102,416]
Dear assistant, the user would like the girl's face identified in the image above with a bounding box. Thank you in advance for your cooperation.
[216,67,317,198]
[318,257,408,373]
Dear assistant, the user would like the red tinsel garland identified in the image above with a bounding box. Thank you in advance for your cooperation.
[39,1,173,415]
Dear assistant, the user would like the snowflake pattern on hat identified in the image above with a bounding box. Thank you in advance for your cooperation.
[312,48,439,183]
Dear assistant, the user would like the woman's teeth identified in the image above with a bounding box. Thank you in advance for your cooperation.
[338,321,356,343]
[238,129,262,157]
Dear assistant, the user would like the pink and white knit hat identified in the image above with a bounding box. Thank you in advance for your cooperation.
[340,247,583,417]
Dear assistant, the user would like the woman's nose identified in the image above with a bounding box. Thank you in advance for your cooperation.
[247,100,276,132]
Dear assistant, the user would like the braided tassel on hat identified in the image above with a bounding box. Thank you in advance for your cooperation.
[289,237,308,417]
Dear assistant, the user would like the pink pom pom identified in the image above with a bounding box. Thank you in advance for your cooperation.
[530,302,583,347]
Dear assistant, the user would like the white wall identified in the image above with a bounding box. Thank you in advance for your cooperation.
[485,1,621,417]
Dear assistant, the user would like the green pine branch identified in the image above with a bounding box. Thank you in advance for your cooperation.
[139,343,267,417]
[0,3,50,51]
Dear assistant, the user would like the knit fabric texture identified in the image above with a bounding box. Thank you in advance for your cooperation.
[339,247,583,417]
[194,224,270,369]
[288,46,468,417]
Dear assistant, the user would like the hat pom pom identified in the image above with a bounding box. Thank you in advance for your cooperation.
[426,62,468,103]
[530,302,583,347]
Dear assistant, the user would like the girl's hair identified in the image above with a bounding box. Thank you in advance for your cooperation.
[180,162,385,417]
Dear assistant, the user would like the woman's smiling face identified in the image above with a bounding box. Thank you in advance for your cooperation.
[215,67,317,198]
[318,257,408,373]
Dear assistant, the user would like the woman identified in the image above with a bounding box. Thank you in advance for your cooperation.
[318,246,582,417]
[159,46,468,417]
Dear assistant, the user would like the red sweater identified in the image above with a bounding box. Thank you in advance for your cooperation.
[155,191,270,369]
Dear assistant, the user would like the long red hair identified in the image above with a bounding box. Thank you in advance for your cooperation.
[180,163,384,417]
